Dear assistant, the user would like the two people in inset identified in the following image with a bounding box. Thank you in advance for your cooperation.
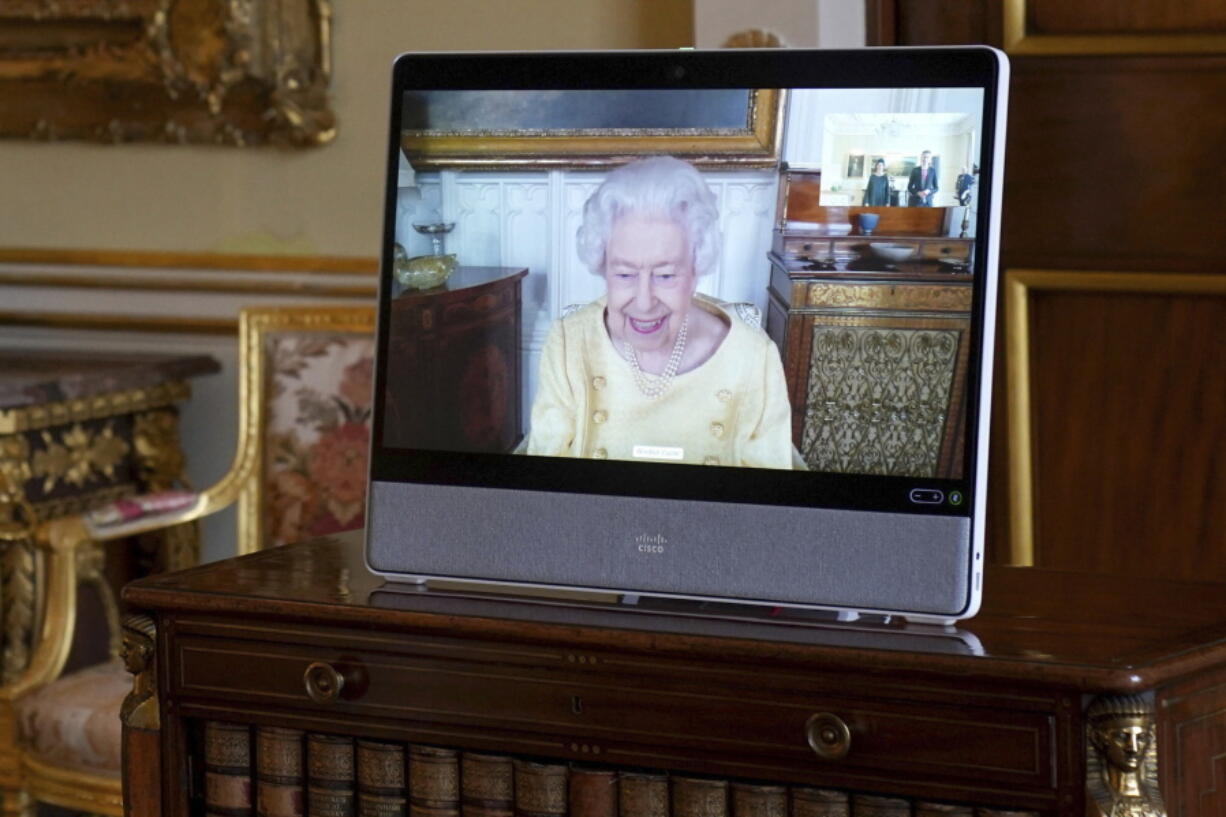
[907,150,937,207]
[524,156,796,470]
[867,151,942,208]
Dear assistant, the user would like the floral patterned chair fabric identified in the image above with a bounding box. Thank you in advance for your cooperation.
[264,331,374,547]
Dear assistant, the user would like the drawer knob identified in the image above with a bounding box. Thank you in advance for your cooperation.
[304,662,345,704]
[805,712,851,760]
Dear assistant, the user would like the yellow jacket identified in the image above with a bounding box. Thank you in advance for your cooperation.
[525,297,795,469]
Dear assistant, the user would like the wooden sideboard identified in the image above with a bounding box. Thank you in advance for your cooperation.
[766,252,973,479]
[382,265,528,454]
[120,532,1226,816]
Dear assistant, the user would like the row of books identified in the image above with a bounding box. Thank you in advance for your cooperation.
[202,721,1039,817]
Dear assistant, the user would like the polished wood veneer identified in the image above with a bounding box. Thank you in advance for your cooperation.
[123,532,1226,815]
[383,265,527,453]
[868,1,1226,584]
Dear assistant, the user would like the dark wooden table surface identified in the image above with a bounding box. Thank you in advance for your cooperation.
[125,531,1226,694]
[123,532,1226,815]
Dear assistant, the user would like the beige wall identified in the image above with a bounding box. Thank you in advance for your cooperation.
[0,0,692,257]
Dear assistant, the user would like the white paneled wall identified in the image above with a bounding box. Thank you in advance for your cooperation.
[396,168,779,422]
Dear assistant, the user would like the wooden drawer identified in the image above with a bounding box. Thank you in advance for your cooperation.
[920,241,972,261]
[777,236,835,259]
[171,626,1057,800]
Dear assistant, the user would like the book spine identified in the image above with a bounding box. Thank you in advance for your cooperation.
[308,733,356,817]
[851,794,910,817]
[356,739,408,817]
[461,752,514,817]
[257,726,306,817]
[409,745,461,817]
[617,771,668,817]
[672,777,728,817]
[512,759,568,817]
[567,766,617,817]
[790,788,848,817]
[205,721,254,817]
[916,804,973,817]
[730,782,786,817]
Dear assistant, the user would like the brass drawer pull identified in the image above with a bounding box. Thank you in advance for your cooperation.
[805,712,851,760]
[303,661,345,704]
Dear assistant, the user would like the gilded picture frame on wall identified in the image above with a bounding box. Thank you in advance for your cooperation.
[400,88,784,169]
[0,0,335,147]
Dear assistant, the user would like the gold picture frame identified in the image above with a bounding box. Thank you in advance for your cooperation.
[1003,0,1226,55]
[0,0,336,146]
[1004,269,1226,566]
[401,88,784,170]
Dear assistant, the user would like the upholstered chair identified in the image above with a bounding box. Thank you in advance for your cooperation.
[0,306,375,816]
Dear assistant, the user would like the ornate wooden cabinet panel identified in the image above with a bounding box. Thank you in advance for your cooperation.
[167,621,1061,798]
[767,256,973,478]
[123,533,1226,817]
[1157,664,1226,816]
[382,266,527,454]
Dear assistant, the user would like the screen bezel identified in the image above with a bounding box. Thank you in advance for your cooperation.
[371,47,1005,520]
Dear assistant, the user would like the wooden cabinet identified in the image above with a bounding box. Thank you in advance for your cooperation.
[122,532,1226,816]
[382,266,527,454]
[868,1,1226,579]
[767,252,973,478]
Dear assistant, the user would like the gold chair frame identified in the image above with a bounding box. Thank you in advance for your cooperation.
[0,306,375,816]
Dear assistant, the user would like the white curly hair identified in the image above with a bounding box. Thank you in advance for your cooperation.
[576,156,722,278]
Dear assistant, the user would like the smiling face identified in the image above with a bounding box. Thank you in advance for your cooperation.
[603,213,697,356]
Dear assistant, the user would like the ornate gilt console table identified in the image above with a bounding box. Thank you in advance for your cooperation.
[0,350,218,678]
[123,532,1226,816]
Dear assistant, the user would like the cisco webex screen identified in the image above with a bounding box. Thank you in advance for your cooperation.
[376,67,995,516]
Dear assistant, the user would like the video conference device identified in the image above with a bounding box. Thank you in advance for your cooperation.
[366,47,1009,625]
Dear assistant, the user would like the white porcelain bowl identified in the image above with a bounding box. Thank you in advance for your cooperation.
[867,242,916,263]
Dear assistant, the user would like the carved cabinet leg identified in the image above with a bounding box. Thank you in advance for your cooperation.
[121,614,161,817]
[1087,694,1166,817]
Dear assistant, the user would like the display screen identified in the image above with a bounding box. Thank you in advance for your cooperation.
[373,51,1001,518]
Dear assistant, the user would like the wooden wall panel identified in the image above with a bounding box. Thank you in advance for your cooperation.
[896,1,994,46]
[1029,289,1226,579]
[1028,0,1226,36]
[872,1,1226,578]
[1004,57,1226,273]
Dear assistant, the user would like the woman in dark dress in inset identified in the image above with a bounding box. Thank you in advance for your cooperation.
[863,158,891,207]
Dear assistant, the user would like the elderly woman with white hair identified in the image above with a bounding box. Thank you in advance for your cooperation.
[525,156,795,469]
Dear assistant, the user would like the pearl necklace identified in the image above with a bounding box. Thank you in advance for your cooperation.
[624,316,688,399]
